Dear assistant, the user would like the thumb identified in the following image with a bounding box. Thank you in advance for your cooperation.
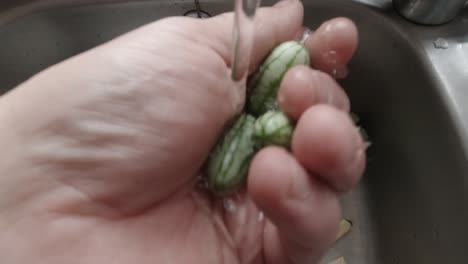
[201,0,304,74]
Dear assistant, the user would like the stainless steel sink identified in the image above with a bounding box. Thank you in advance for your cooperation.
[1,0,468,263]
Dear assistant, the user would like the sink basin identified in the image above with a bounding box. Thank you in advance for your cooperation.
[1,0,468,263]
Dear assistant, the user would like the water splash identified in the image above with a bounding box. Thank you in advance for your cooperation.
[223,198,237,212]
[297,27,313,44]
[323,50,338,65]
[257,211,264,222]
[433,38,449,49]
[231,0,261,81]
[322,50,348,79]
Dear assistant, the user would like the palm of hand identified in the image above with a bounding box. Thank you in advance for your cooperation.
[1,17,277,264]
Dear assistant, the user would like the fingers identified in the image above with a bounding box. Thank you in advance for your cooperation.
[203,0,304,73]
[278,65,350,119]
[292,105,366,192]
[248,147,341,264]
[277,18,358,119]
[248,105,365,263]
[304,17,359,79]
[276,18,362,191]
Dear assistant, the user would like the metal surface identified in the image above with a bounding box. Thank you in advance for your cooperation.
[393,0,467,25]
[0,0,468,263]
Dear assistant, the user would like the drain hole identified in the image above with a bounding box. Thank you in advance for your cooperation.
[184,9,211,18]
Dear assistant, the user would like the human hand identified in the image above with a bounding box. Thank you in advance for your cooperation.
[0,0,365,263]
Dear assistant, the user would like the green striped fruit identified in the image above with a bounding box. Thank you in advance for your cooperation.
[207,114,256,196]
[253,110,293,148]
[247,41,310,116]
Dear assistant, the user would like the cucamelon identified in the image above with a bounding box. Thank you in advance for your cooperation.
[247,41,310,116]
[207,114,256,196]
[205,37,369,198]
[253,110,293,148]
[207,41,310,196]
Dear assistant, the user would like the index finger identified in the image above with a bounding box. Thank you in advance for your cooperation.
[304,17,359,79]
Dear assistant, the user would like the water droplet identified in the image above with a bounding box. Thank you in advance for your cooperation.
[324,50,338,64]
[323,22,334,34]
[331,67,348,79]
[433,38,449,49]
[322,50,348,79]
[257,211,264,222]
[195,174,209,190]
[297,27,313,44]
[223,198,237,212]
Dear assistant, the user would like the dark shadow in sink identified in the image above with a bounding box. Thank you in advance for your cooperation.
[0,1,194,92]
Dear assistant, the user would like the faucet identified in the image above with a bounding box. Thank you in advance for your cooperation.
[393,0,467,25]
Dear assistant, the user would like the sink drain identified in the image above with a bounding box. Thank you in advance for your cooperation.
[184,0,211,19]
[183,10,211,18]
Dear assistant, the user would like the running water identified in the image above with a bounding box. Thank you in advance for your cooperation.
[221,1,262,213]
[231,0,262,81]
